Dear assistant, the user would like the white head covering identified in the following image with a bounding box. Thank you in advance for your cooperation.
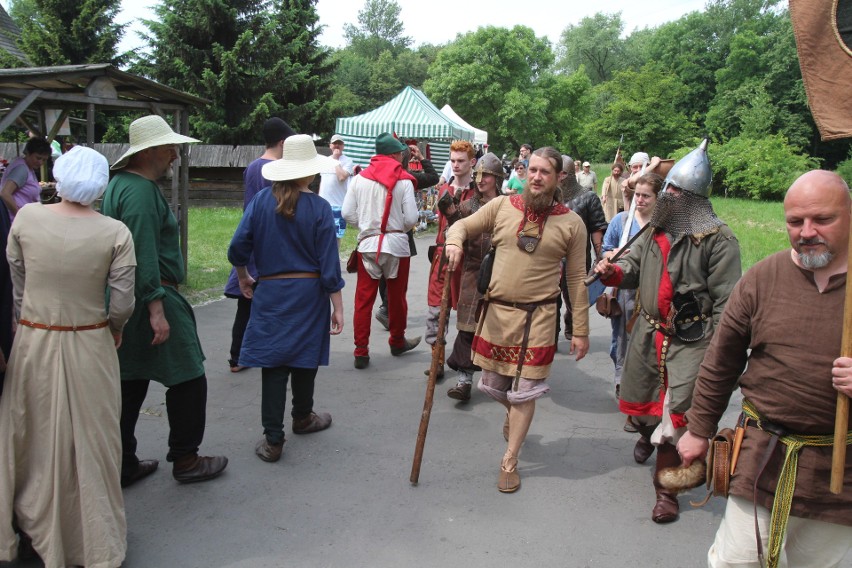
[54,146,110,206]
[628,152,650,167]
[111,115,199,170]
[261,134,335,181]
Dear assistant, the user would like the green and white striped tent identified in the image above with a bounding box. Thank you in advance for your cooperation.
[334,86,475,170]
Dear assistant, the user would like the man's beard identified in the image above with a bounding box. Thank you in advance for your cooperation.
[796,238,833,269]
[523,186,556,213]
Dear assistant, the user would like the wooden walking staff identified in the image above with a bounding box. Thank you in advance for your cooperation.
[830,206,852,494]
[410,261,453,485]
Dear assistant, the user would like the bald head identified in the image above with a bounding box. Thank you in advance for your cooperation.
[784,170,851,271]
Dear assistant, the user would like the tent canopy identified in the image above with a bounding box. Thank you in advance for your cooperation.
[440,104,487,146]
[335,86,475,168]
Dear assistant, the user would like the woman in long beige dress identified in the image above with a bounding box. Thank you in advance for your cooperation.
[0,146,136,568]
[600,163,625,223]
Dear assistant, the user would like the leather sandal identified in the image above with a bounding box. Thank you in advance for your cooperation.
[498,467,520,493]
[121,459,159,488]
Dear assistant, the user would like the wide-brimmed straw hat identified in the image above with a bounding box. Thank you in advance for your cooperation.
[111,115,200,170]
[261,134,335,181]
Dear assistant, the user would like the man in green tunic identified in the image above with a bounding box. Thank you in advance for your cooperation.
[102,115,228,486]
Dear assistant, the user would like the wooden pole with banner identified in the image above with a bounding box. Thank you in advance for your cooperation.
[788,0,852,494]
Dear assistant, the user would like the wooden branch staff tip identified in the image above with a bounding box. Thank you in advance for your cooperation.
[829,208,852,494]
[410,261,453,485]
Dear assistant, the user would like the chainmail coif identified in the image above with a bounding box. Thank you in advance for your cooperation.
[650,190,724,239]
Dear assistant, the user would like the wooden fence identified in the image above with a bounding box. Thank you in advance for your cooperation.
[0,143,331,207]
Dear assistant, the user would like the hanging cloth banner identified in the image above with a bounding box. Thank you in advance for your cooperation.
[789,0,852,140]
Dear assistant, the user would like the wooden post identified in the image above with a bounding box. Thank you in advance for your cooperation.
[829,205,852,493]
[410,263,452,485]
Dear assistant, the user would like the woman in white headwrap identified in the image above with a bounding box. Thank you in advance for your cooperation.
[0,146,136,568]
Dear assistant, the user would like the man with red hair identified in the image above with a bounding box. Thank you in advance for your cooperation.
[423,140,476,378]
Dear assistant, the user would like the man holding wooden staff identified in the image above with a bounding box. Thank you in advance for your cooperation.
[594,139,742,523]
[445,146,589,493]
[677,170,852,568]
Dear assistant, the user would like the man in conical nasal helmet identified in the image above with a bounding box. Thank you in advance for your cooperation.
[594,139,742,523]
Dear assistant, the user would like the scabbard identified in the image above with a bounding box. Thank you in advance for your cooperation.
[730,416,748,476]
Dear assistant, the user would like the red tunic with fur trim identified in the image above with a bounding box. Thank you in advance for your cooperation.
[446,195,589,379]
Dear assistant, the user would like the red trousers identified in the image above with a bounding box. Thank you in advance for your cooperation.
[354,253,410,356]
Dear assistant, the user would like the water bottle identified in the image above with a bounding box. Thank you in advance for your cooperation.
[330,205,346,239]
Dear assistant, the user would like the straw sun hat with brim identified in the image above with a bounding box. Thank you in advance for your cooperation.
[111,115,200,170]
[261,134,336,182]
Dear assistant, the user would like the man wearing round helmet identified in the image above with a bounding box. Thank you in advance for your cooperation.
[444,153,504,402]
[594,139,741,523]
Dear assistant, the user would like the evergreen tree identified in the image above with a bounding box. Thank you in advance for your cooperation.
[137,0,331,144]
[10,0,125,65]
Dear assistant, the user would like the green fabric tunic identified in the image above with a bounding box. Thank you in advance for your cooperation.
[101,171,205,385]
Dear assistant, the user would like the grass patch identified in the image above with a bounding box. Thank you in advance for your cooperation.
[182,198,790,303]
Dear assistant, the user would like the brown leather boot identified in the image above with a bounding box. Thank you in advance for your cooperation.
[652,442,681,523]
[633,422,658,464]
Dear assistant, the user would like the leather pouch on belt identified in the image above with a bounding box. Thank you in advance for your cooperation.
[689,427,736,507]
[672,291,706,342]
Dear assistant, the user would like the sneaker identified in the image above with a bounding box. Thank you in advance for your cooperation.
[390,336,421,356]
[447,382,472,402]
[374,307,389,331]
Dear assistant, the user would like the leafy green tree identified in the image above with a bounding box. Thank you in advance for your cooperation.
[138,0,331,144]
[585,64,697,160]
[343,0,411,59]
[424,26,575,155]
[712,134,819,199]
[555,12,626,84]
[9,0,126,65]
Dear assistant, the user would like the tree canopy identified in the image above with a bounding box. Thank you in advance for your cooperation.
[136,0,331,144]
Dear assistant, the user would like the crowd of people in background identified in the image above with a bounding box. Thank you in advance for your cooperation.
[0,115,851,568]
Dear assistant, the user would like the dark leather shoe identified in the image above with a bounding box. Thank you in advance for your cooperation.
[354,355,370,369]
[255,438,284,462]
[121,459,159,488]
[375,308,389,331]
[390,336,421,356]
[652,490,680,523]
[447,382,472,402]
[634,436,655,464]
[292,412,332,434]
[172,454,228,483]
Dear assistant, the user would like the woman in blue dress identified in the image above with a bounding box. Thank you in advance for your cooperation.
[228,134,345,463]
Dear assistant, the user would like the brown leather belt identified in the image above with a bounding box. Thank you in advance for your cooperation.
[19,319,109,332]
[161,279,178,290]
[259,272,320,280]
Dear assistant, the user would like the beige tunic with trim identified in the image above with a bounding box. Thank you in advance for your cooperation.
[446,195,588,379]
